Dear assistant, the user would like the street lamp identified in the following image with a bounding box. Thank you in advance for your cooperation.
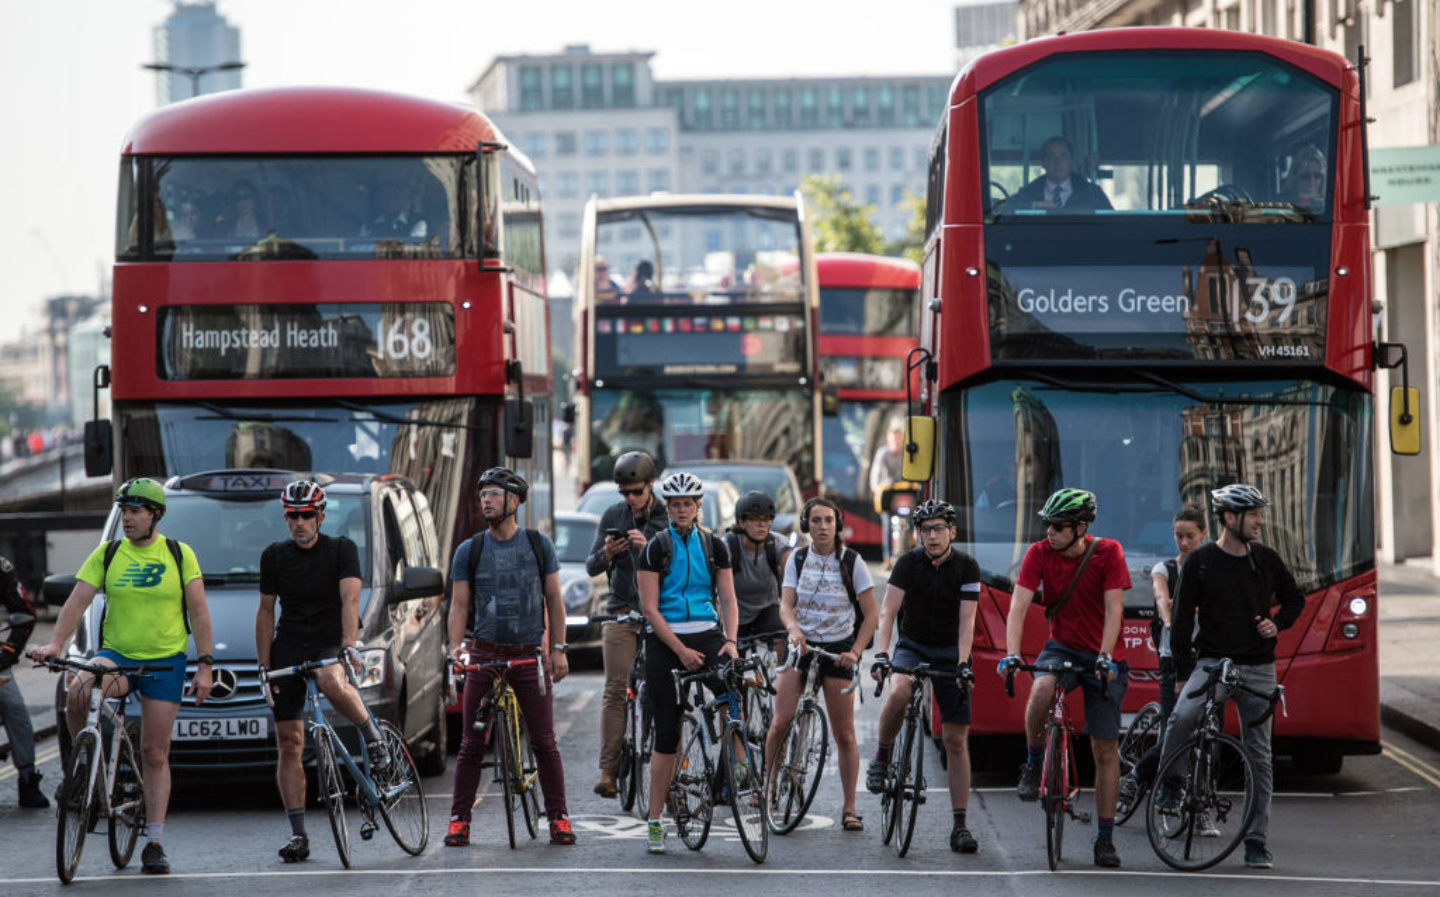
[142,60,246,98]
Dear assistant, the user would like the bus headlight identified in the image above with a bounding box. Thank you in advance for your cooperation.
[1341,622,1360,639]
[563,576,593,611]
[1347,596,1369,616]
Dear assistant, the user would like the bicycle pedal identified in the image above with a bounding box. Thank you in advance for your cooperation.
[1075,811,1092,824]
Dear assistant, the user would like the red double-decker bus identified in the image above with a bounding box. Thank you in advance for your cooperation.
[905,29,1420,772]
[816,252,920,549]
[94,86,552,559]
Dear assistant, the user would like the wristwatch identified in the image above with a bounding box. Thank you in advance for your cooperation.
[196,654,216,666]
[551,643,569,654]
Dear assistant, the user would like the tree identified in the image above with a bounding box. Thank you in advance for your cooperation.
[890,191,927,266]
[799,174,885,254]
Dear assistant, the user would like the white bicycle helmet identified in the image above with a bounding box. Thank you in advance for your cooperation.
[1210,483,1270,512]
[281,480,327,513]
[657,471,705,500]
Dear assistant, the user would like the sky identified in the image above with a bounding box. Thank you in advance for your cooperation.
[0,0,964,335]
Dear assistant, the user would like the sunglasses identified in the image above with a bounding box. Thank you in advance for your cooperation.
[618,486,647,497]
[918,523,950,535]
[285,510,318,520]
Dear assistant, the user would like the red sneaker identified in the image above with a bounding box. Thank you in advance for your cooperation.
[549,817,577,845]
[444,819,470,847]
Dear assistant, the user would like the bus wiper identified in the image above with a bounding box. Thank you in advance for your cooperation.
[333,400,483,432]
[193,402,336,424]
[201,572,261,585]
[1129,371,1332,408]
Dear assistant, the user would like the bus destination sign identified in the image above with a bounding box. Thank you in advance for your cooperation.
[159,303,456,380]
[593,310,807,378]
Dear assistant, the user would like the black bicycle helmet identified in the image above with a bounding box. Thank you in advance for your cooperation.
[911,498,956,528]
[281,480,327,513]
[1038,487,1097,524]
[476,466,529,501]
[612,451,658,486]
[734,491,777,520]
[1211,483,1270,512]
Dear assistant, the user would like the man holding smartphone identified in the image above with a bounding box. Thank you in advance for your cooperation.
[585,451,669,797]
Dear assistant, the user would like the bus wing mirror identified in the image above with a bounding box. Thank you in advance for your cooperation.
[901,415,936,482]
[83,419,113,477]
[505,397,535,459]
[821,386,840,417]
[1390,386,1421,456]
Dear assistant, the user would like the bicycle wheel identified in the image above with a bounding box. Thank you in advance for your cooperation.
[722,721,768,863]
[617,692,637,812]
[672,714,712,851]
[879,729,899,846]
[1116,775,1149,826]
[515,713,542,840]
[1043,728,1065,871]
[108,734,144,869]
[57,730,99,883]
[632,694,653,821]
[376,721,429,855]
[896,715,926,858]
[744,676,772,769]
[494,706,519,849]
[765,702,828,835]
[1119,701,1163,774]
[1147,733,1256,871]
[314,732,351,869]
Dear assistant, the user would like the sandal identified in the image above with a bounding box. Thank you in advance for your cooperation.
[842,811,865,832]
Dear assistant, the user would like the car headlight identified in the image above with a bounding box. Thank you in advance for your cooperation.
[563,576,594,611]
[354,648,387,691]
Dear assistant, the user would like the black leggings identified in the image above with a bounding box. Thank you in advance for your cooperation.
[645,628,728,754]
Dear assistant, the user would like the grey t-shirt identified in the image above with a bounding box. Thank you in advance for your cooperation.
[450,529,560,645]
[726,532,780,625]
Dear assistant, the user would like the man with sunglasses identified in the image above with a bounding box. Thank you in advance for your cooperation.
[585,451,668,798]
[256,480,380,864]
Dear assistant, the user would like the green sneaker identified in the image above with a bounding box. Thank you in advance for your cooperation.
[646,820,666,855]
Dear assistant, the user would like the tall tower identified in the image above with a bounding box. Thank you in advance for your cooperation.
[152,1,243,105]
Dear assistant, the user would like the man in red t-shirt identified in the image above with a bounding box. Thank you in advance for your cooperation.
[997,488,1130,868]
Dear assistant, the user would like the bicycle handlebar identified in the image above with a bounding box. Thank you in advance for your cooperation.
[585,611,646,626]
[1185,658,1287,726]
[1003,660,1104,701]
[451,650,547,697]
[38,656,173,678]
[775,642,863,695]
[873,660,959,699]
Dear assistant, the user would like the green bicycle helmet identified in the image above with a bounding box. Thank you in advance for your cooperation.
[1038,487,1096,524]
[116,478,167,517]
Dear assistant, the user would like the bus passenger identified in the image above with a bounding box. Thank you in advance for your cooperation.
[586,451,668,799]
[228,179,263,239]
[868,499,980,852]
[997,487,1129,868]
[30,478,216,875]
[772,496,875,832]
[869,422,906,570]
[594,256,622,303]
[1009,137,1113,212]
[363,181,427,239]
[1282,145,1327,212]
[623,260,658,300]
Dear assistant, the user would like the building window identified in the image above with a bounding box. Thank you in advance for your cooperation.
[852,86,870,125]
[890,146,904,170]
[662,87,685,110]
[914,148,927,171]
[826,86,845,127]
[864,147,879,172]
[581,63,604,108]
[586,171,609,198]
[612,62,635,107]
[891,184,905,206]
[647,168,670,192]
[756,147,772,173]
[556,132,577,156]
[645,128,669,154]
[616,170,640,195]
[584,130,607,156]
[615,129,638,155]
[866,185,881,206]
[556,171,578,199]
[808,148,825,172]
[748,89,767,129]
[800,87,819,128]
[520,66,543,111]
[902,84,920,127]
[720,89,740,129]
[837,148,852,170]
[728,148,745,175]
[522,133,546,159]
[702,150,720,175]
[878,85,895,126]
[774,89,793,128]
[550,65,573,109]
[926,83,946,121]
[783,148,799,173]
[1393,0,1416,88]
[694,89,713,129]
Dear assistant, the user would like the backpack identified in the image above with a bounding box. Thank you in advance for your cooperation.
[100,538,192,641]
[791,545,870,649]
[1151,557,1179,647]
[464,528,547,587]
[648,526,720,598]
[723,531,782,584]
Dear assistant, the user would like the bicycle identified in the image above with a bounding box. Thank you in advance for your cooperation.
[1004,660,1096,871]
[873,661,955,857]
[261,657,428,868]
[670,656,769,863]
[1115,699,1165,824]
[587,612,652,817]
[736,630,785,772]
[765,642,859,834]
[1145,658,1285,871]
[458,652,546,848]
[40,655,168,883]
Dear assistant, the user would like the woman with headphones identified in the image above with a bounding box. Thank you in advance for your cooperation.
[767,496,878,832]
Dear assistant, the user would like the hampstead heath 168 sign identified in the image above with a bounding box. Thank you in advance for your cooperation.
[159,303,456,380]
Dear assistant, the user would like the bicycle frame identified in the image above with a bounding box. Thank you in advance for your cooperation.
[1005,660,1095,869]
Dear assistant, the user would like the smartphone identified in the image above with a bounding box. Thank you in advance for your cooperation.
[606,528,626,539]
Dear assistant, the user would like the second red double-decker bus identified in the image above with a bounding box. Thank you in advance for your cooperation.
[98,87,552,556]
[906,29,1420,772]
[816,252,921,550]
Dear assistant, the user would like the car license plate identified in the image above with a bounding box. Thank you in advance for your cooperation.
[172,716,267,741]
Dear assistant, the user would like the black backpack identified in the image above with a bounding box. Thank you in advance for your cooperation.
[648,526,720,598]
[99,538,192,641]
[464,528,547,587]
[723,531,782,584]
[791,545,870,648]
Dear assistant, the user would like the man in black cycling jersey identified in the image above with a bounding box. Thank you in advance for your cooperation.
[1157,483,1304,870]
[256,480,384,864]
[868,499,983,853]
